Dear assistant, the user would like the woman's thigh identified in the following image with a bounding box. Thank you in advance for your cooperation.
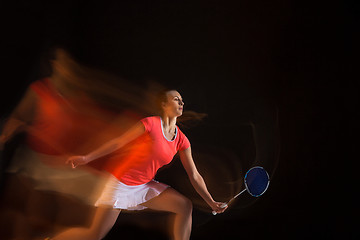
[140,188,192,214]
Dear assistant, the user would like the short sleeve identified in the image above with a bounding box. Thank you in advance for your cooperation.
[177,129,190,151]
[140,117,154,133]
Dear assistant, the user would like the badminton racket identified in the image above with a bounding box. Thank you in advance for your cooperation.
[213,166,270,215]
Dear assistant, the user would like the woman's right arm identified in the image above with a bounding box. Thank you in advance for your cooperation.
[67,121,146,168]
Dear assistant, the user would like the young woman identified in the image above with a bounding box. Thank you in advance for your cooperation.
[53,89,228,240]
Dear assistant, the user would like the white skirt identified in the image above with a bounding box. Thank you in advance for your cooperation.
[95,175,169,210]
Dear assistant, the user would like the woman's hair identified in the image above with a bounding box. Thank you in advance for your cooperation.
[154,89,207,128]
[154,89,171,114]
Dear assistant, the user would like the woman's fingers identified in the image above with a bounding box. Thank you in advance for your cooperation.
[212,202,228,213]
[217,203,228,213]
[66,156,85,168]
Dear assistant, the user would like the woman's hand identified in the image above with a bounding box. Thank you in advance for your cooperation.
[66,155,88,168]
[209,201,228,214]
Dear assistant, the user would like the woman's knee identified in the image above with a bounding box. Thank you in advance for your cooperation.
[176,196,193,215]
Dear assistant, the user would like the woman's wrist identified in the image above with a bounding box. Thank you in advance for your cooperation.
[205,198,216,207]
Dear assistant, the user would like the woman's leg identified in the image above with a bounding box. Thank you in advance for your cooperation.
[51,207,120,240]
[140,188,193,240]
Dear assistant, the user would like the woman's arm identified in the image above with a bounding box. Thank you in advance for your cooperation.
[0,87,36,149]
[68,121,146,167]
[179,146,227,214]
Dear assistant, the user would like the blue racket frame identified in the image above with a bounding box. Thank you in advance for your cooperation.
[244,166,270,197]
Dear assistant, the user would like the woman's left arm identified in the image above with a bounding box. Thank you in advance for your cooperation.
[179,146,227,214]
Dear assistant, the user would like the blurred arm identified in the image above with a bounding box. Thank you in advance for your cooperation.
[0,87,36,147]
[83,121,146,162]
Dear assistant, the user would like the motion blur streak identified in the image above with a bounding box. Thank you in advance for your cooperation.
[0,48,161,239]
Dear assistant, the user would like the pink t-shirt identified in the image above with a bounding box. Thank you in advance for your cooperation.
[115,116,190,185]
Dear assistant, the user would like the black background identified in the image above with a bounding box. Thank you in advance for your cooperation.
[0,0,356,239]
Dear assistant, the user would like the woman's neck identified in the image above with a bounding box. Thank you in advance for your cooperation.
[160,114,177,132]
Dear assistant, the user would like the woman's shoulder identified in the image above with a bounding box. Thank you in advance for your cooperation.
[176,126,190,150]
[140,116,160,132]
[176,125,189,139]
[141,115,160,123]
[178,126,186,135]
[142,115,159,120]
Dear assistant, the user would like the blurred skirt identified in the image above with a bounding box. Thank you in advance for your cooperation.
[95,175,169,210]
[6,145,109,205]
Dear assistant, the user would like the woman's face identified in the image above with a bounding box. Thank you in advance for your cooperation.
[162,90,184,117]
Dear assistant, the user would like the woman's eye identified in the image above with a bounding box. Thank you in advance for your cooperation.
[174,97,183,103]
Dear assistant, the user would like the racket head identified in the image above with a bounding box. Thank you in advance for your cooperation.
[244,166,270,197]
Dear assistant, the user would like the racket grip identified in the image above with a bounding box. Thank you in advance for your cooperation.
[212,203,228,215]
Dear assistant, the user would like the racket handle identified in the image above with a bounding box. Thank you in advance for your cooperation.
[212,203,228,215]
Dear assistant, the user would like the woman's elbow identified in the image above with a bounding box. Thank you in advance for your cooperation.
[189,171,203,183]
